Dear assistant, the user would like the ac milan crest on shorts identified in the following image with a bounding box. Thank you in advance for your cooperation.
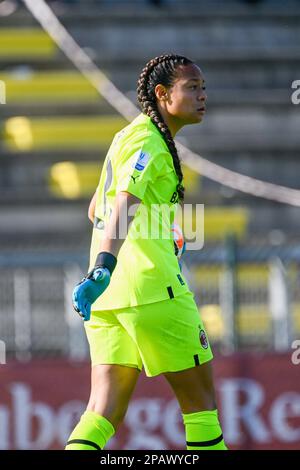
[199,329,209,349]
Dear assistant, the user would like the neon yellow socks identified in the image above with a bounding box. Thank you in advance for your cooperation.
[183,409,227,450]
[65,410,115,450]
[66,409,226,451]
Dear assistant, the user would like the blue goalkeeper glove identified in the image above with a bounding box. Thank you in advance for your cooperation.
[72,252,117,321]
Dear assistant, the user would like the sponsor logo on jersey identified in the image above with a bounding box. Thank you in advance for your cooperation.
[132,151,150,171]
[170,190,179,204]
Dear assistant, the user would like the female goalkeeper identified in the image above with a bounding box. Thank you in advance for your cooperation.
[66,54,227,451]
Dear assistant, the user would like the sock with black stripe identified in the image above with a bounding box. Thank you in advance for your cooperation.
[183,409,227,450]
[65,410,115,450]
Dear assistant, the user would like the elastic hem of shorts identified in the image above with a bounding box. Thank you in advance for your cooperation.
[91,361,143,372]
[144,356,214,377]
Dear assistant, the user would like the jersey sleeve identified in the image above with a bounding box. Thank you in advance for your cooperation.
[115,136,166,201]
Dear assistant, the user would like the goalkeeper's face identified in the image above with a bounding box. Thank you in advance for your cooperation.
[156,63,207,127]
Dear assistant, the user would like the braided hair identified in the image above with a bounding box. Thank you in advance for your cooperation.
[137,54,194,202]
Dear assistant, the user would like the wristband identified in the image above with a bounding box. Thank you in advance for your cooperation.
[95,251,117,275]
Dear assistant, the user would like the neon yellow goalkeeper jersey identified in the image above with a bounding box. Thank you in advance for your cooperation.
[89,113,191,310]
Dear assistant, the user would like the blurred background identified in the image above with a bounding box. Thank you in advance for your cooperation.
[0,0,300,450]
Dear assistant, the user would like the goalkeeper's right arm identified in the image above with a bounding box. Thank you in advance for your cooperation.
[73,191,141,321]
[88,190,97,223]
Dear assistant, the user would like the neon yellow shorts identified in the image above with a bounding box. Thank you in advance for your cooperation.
[85,291,213,377]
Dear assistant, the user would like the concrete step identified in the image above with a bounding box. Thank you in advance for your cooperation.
[1,46,299,67]
[180,107,300,143]
[72,27,300,59]
[1,149,299,181]
[1,101,115,118]
[4,2,300,27]
[1,108,298,153]
[0,88,294,118]
[183,133,300,153]
[0,204,90,235]
[1,148,299,209]
[2,59,296,91]
[0,203,300,250]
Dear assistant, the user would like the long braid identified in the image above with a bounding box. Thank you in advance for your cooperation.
[137,54,193,201]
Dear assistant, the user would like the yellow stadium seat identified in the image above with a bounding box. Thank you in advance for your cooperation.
[182,163,201,195]
[200,302,272,342]
[292,304,300,333]
[1,71,101,103]
[4,115,127,151]
[49,161,102,199]
[192,265,222,285]
[237,264,269,283]
[5,116,33,151]
[178,207,249,242]
[0,28,56,58]
[201,304,225,340]
[204,207,249,240]
[237,306,271,335]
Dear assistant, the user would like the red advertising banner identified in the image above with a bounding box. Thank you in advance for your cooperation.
[0,353,299,450]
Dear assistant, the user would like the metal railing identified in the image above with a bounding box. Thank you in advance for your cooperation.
[1,243,300,360]
[0,256,88,361]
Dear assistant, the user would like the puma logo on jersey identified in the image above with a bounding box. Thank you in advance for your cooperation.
[130,174,140,184]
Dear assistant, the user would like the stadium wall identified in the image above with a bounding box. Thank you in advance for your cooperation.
[0,353,299,450]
